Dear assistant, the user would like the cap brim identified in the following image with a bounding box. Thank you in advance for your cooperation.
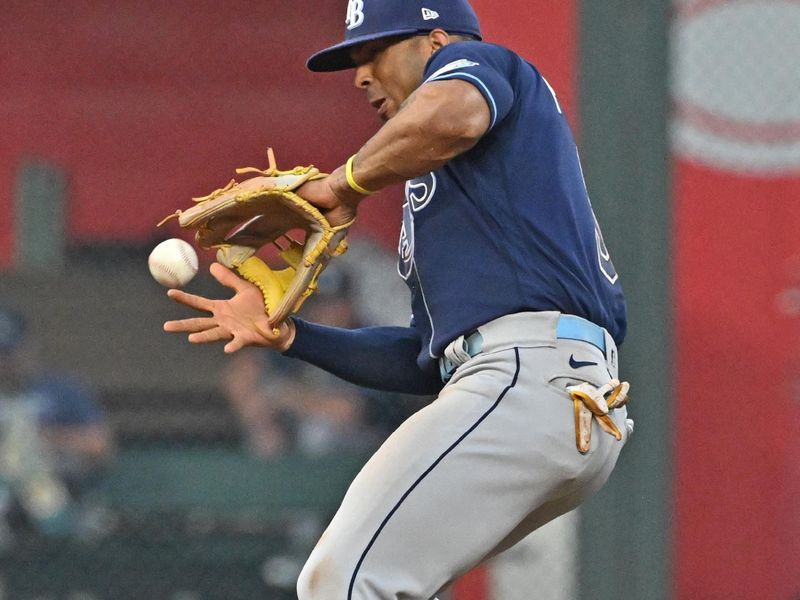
[306,28,420,72]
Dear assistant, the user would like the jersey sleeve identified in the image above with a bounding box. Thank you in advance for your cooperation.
[284,319,444,395]
[422,42,515,131]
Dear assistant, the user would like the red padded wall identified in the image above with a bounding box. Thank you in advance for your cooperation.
[672,2,800,597]
[0,1,402,268]
[674,164,800,599]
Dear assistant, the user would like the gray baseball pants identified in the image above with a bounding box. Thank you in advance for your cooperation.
[297,311,629,600]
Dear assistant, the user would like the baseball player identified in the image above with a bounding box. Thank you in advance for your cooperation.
[164,1,631,598]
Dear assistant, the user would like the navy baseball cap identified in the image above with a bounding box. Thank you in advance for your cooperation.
[307,0,482,72]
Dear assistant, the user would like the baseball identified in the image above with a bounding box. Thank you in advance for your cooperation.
[148,238,199,288]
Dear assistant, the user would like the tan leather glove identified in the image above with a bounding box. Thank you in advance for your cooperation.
[160,149,354,326]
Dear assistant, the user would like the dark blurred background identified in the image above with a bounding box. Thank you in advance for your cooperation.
[1,1,799,599]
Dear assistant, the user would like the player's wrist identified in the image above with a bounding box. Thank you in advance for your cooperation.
[345,154,376,195]
[329,165,370,207]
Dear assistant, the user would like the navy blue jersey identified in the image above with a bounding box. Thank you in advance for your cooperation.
[398,41,626,369]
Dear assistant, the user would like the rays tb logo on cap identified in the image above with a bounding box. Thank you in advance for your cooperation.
[346,0,366,30]
[308,0,482,72]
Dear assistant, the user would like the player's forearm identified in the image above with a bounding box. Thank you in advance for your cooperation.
[283,319,443,395]
[329,81,488,203]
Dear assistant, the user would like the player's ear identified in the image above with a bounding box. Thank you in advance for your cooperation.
[427,29,450,52]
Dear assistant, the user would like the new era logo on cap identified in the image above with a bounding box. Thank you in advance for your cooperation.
[422,8,440,20]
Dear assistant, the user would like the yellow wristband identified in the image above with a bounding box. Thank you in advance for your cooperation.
[345,155,375,195]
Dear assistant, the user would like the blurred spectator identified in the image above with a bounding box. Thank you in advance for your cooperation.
[223,264,385,458]
[223,252,431,459]
[0,307,114,540]
[332,236,412,327]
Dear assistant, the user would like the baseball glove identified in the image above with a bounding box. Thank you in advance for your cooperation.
[567,379,631,454]
[159,149,354,325]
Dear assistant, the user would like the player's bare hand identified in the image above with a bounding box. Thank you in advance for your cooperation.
[297,173,359,227]
[296,177,340,210]
[163,262,295,354]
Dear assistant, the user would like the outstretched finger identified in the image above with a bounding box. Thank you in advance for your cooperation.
[163,317,217,333]
[209,262,247,292]
[167,288,214,313]
[224,336,245,354]
[188,326,232,344]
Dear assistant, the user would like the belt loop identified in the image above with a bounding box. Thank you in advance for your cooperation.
[604,329,618,378]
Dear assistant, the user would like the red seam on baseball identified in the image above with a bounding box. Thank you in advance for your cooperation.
[153,264,182,287]
[177,242,198,274]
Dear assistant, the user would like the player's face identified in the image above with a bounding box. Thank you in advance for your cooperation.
[350,36,430,121]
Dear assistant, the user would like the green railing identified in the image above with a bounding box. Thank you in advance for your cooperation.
[0,448,369,600]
